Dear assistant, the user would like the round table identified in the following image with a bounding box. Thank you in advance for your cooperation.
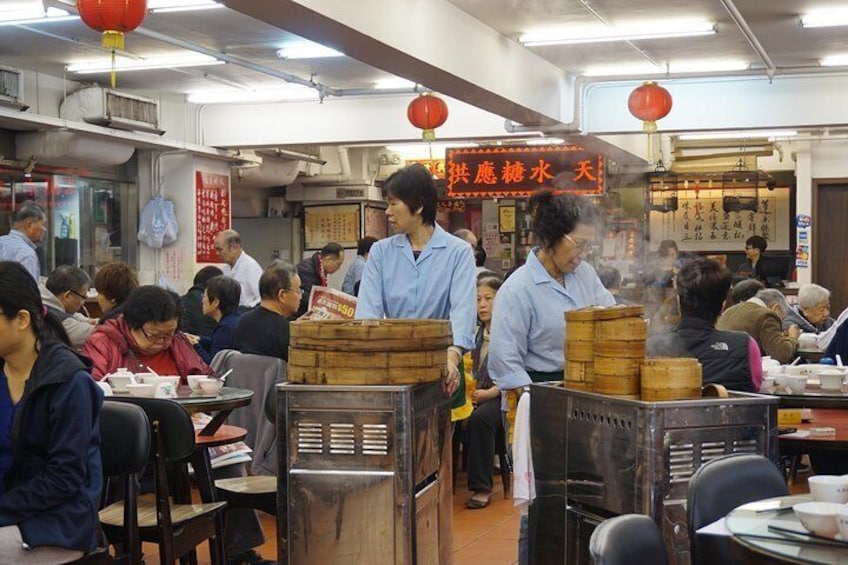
[772,387,848,409]
[172,386,254,436]
[727,495,848,564]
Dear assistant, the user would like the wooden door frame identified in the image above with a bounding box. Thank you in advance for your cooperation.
[811,179,848,284]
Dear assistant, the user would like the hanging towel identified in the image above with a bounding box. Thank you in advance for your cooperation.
[512,391,535,513]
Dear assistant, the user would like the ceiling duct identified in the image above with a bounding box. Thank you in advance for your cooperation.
[60,86,164,135]
[15,130,135,168]
[232,150,300,189]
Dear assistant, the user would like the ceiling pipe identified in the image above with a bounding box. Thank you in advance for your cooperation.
[719,0,777,81]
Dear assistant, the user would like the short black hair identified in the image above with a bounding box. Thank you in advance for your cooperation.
[357,236,378,257]
[321,242,344,258]
[46,265,91,296]
[731,279,765,303]
[193,265,224,287]
[677,258,732,323]
[474,245,487,267]
[13,201,45,224]
[259,260,297,300]
[746,235,767,253]
[122,285,179,330]
[530,189,597,249]
[383,163,437,226]
[204,275,241,317]
[658,240,678,258]
[596,266,622,290]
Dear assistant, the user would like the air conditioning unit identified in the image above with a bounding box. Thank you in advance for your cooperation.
[0,66,28,111]
[60,86,164,135]
[285,183,383,202]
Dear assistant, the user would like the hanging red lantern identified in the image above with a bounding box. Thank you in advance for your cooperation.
[77,0,148,87]
[627,81,672,133]
[407,93,449,141]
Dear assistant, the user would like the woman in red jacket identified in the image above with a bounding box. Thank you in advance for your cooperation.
[83,285,210,382]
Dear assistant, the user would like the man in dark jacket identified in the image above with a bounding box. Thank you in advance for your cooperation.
[179,265,222,335]
[294,243,344,317]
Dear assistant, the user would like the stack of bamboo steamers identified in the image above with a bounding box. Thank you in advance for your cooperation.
[564,305,702,401]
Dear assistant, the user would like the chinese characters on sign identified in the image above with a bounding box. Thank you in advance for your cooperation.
[446,146,604,198]
[195,171,230,263]
[304,204,360,249]
[406,159,445,179]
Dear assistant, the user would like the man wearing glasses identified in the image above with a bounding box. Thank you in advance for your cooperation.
[39,265,96,349]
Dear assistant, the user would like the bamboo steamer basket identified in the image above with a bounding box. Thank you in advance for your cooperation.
[564,360,594,391]
[566,340,594,362]
[593,356,641,377]
[568,320,596,342]
[640,358,703,401]
[593,341,647,358]
[594,318,647,341]
[593,373,641,397]
[566,304,644,322]
[288,319,452,385]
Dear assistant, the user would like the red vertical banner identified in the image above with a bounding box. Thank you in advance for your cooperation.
[195,171,230,262]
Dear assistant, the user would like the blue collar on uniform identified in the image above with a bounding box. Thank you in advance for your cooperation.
[392,223,449,266]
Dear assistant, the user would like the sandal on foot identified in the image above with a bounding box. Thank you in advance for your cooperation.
[466,493,491,509]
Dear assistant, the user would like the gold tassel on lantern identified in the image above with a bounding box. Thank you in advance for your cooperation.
[101,31,126,88]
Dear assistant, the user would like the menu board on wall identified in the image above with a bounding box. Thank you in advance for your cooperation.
[649,188,790,252]
[304,204,360,250]
[364,204,387,240]
[195,171,231,262]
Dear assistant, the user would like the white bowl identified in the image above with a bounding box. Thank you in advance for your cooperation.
[125,383,157,398]
[809,475,848,503]
[786,365,814,376]
[187,374,208,392]
[837,507,848,540]
[794,501,843,537]
[784,375,808,393]
[137,374,181,389]
[198,378,223,395]
[818,371,845,391]
[759,376,776,393]
[106,374,134,393]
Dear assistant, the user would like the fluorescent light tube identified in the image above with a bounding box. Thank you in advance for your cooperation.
[520,20,715,46]
[148,0,222,13]
[583,59,748,76]
[669,59,749,73]
[276,43,344,60]
[67,54,223,74]
[801,12,848,28]
[386,143,477,160]
[583,62,664,77]
[821,54,848,66]
[677,130,797,141]
[188,87,320,104]
[374,77,416,90]
[0,2,76,25]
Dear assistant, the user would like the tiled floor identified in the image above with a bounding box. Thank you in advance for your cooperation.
[139,469,521,564]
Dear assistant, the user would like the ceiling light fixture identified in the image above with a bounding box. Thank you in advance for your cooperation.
[67,54,223,74]
[374,77,416,90]
[677,130,797,141]
[148,0,224,13]
[583,59,748,77]
[187,86,320,104]
[0,2,76,25]
[276,43,344,60]
[385,142,477,160]
[800,12,848,28]
[820,54,848,66]
[519,20,715,46]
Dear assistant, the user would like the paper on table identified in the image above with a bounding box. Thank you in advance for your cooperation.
[696,517,732,537]
[780,430,811,439]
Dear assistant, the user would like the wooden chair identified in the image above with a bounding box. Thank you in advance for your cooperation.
[71,401,151,565]
[101,397,228,565]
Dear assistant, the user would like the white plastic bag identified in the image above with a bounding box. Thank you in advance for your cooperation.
[137,197,179,248]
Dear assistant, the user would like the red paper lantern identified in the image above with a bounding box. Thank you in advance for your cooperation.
[407,93,449,141]
[78,0,148,51]
[627,81,672,133]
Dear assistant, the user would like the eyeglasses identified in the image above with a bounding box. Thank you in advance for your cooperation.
[283,287,304,296]
[139,326,176,344]
[564,234,595,252]
[67,289,88,300]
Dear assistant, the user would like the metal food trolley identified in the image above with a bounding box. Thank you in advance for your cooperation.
[277,381,453,565]
[529,382,778,565]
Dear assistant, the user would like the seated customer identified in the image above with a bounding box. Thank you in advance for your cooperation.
[83,285,210,381]
[647,258,761,392]
[180,265,223,336]
[784,283,834,334]
[93,262,138,324]
[735,235,768,284]
[233,260,300,360]
[194,275,241,364]
[0,262,103,563]
[717,289,800,364]
[41,265,97,349]
[729,279,764,306]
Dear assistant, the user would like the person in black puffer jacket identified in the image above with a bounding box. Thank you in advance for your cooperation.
[648,257,761,392]
[0,261,103,563]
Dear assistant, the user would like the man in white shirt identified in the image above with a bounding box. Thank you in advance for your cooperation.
[214,229,263,307]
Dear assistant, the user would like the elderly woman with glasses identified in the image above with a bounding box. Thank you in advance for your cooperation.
[83,285,210,382]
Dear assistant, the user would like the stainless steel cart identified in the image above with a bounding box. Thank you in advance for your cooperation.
[277,381,453,565]
[529,383,778,565]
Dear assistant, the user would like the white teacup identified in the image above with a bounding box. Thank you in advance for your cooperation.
[819,370,845,391]
[809,475,848,503]
[759,376,776,393]
[187,374,208,392]
[794,502,842,537]
[799,333,820,350]
[155,382,178,399]
[199,378,224,395]
[784,375,808,393]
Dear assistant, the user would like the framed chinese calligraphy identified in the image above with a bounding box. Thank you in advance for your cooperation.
[363,204,387,240]
[446,145,604,198]
[195,171,231,263]
[649,187,790,252]
[304,204,360,250]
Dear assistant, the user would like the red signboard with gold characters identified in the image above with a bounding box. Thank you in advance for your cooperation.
[446,145,604,199]
[195,171,231,263]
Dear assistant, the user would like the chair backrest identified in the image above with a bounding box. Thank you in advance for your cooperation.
[100,401,150,477]
[687,453,788,564]
[589,514,668,565]
[108,397,196,463]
